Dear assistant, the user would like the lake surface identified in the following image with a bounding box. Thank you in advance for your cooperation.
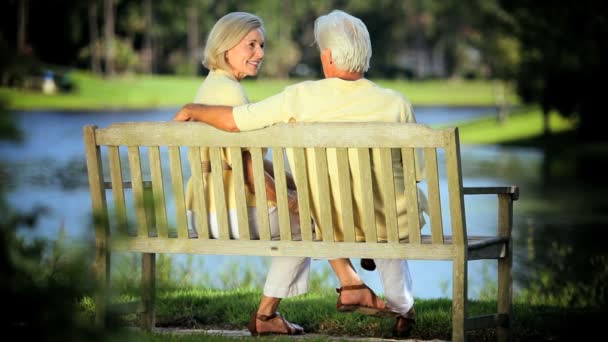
[2,106,605,304]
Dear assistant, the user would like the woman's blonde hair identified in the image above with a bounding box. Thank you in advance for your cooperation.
[314,10,371,73]
[202,12,264,72]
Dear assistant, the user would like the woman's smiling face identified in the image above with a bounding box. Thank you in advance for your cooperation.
[225,28,265,81]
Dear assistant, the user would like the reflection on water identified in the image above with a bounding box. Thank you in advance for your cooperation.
[1,108,607,304]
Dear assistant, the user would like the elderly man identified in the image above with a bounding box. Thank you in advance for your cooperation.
[174,10,427,338]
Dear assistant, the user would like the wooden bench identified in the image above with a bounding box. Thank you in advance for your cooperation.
[83,121,519,341]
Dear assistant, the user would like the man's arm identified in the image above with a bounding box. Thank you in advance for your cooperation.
[173,103,239,132]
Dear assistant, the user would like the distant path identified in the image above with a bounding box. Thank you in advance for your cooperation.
[152,327,448,341]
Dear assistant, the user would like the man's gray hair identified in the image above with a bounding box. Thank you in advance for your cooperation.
[203,12,264,72]
[313,10,372,73]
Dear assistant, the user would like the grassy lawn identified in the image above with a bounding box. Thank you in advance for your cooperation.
[81,286,600,341]
[0,70,516,110]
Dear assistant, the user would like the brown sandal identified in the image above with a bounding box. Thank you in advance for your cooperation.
[247,311,304,336]
[393,307,416,338]
[335,284,401,317]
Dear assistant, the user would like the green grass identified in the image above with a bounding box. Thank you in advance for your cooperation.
[81,286,602,341]
[0,70,517,111]
[447,106,577,145]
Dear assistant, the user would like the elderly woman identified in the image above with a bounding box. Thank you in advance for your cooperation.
[183,12,308,336]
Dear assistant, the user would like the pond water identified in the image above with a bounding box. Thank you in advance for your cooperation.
[2,106,606,304]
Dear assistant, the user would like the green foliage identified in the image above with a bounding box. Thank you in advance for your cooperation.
[500,0,608,140]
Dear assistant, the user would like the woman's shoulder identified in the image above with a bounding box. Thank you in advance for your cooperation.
[194,71,248,105]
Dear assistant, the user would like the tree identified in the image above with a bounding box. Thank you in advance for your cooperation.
[103,0,116,77]
[88,0,102,74]
[501,0,608,141]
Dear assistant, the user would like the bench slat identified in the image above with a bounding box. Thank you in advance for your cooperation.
[149,146,169,238]
[228,147,250,240]
[209,147,229,240]
[187,147,209,239]
[96,122,450,148]
[251,148,271,240]
[402,147,421,244]
[376,148,398,243]
[424,148,444,244]
[291,148,313,241]
[168,146,188,238]
[127,146,148,237]
[110,237,457,260]
[108,146,128,235]
[313,148,333,242]
[334,148,355,242]
[271,148,292,241]
[445,130,466,245]
[355,148,377,243]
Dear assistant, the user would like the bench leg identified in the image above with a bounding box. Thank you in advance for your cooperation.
[497,195,513,342]
[452,250,468,342]
[141,253,156,330]
[95,245,110,328]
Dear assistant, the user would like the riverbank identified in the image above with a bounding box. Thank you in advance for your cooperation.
[0,70,518,111]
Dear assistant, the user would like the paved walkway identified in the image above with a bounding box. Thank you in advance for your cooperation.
[153,327,447,341]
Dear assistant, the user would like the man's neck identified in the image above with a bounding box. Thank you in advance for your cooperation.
[333,69,363,81]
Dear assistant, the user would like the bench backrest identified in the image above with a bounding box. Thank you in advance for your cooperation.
[84,122,466,259]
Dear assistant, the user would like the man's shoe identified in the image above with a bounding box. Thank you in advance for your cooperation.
[393,307,416,338]
[360,258,376,271]
[247,311,304,336]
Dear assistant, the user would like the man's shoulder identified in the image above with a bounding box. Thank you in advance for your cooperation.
[370,82,411,103]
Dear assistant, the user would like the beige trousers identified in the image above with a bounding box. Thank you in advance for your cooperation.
[188,206,311,298]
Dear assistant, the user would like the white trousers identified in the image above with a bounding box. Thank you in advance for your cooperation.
[375,258,414,315]
[188,206,311,298]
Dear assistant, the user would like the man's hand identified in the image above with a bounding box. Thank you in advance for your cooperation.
[173,103,195,121]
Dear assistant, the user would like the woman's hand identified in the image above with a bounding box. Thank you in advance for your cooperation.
[287,189,299,215]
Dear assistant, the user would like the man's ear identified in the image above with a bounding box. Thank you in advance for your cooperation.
[321,48,334,78]
[321,48,333,64]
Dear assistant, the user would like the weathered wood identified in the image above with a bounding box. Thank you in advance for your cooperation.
[149,146,168,238]
[83,125,110,328]
[313,148,333,242]
[187,147,208,239]
[85,122,518,342]
[271,148,291,241]
[168,146,188,238]
[355,148,377,242]
[402,147,421,243]
[251,147,270,240]
[108,146,128,234]
[209,147,229,240]
[127,146,148,237]
[228,147,250,240]
[334,148,355,242]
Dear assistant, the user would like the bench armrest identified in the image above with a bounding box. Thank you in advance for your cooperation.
[463,186,519,201]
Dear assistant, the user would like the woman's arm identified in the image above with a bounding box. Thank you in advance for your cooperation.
[243,151,298,214]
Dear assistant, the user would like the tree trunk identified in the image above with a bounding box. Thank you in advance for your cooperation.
[187,2,199,76]
[88,0,102,74]
[542,110,550,137]
[103,0,115,77]
[494,80,509,124]
[142,0,153,73]
[17,0,28,54]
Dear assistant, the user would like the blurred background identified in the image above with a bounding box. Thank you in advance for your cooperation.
[1,0,607,340]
